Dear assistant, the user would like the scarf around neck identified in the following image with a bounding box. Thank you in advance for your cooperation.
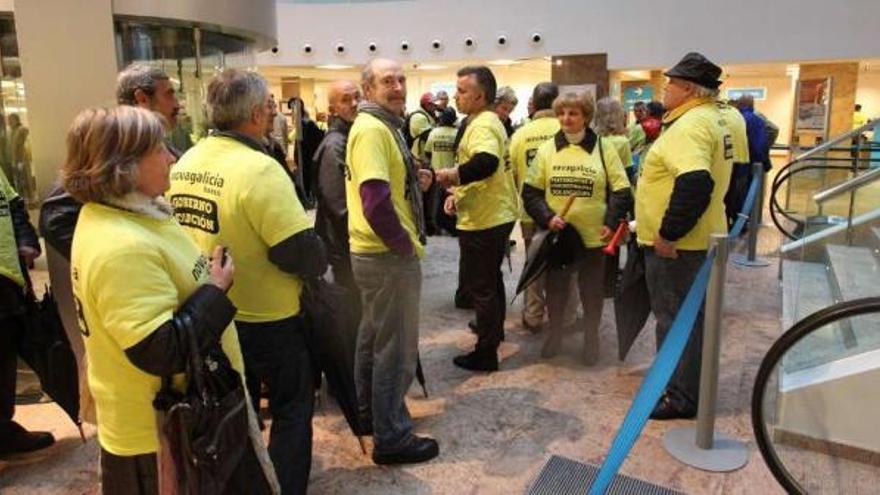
[357,101,427,245]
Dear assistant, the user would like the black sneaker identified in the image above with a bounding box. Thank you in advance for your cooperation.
[372,436,439,465]
[0,422,55,457]
[649,392,697,420]
[452,350,499,372]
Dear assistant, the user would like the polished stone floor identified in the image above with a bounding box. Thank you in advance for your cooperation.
[1,225,789,494]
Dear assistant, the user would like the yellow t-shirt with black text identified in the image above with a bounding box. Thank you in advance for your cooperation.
[718,103,749,164]
[454,110,517,231]
[509,113,560,224]
[345,112,425,258]
[525,135,630,248]
[71,203,244,456]
[0,173,24,287]
[425,126,457,170]
[168,135,312,322]
[636,98,733,250]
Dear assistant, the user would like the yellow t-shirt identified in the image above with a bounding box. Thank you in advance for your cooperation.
[425,126,457,170]
[345,113,425,258]
[71,202,244,456]
[853,110,868,130]
[525,135,630,248]
[0,173,24,287]
[168,135,312,322]
[509,112,560,224]
[408,109,435,161]
[603,134,633,170]
[636,98,733,250]
[454,110,518,231]
[718,103,749,164]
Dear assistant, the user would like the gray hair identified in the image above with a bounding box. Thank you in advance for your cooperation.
[496,86,518,106]
[694,84,720,100]
[116,63,170,105]
[594,97,627,136]
[206,69,269,131]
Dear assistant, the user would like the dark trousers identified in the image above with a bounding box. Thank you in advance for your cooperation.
[100,444,270,495]
[545,248,605,342]
[100,449,159,495]
[435,188,457,236]
[459,222,514,353]
[0,314,23,431]
[644,248,706,405]
[0,278,26,435]
[236,315,314,495]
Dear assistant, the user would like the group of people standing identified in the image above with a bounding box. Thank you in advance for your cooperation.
[0,49,776,494]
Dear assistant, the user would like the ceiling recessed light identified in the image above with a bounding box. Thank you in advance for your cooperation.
[315,64,354,70]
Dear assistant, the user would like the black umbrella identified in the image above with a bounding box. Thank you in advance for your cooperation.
[17,282,83,440]
[301,279,370,452]
[614,240,652,361]
[515,195,576,296]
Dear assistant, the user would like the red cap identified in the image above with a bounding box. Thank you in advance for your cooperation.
[420,92,434,107]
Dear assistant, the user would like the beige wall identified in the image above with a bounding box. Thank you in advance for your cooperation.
[856,73,880,121]
[724,75,796,146]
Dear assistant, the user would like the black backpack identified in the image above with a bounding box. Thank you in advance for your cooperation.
[404,109,433,149]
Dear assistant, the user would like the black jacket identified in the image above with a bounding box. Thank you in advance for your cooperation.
[313,117,352,262]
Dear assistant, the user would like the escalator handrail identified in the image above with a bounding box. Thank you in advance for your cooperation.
[769,163,858,241]
[751,297,880,495]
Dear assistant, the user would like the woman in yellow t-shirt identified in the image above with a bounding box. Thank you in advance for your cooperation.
[63,107,273,494]
[522,92,633,364]
[595,97,635,185]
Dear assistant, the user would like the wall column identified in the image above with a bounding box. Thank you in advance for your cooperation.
[551,54,609,99]
[15,0,118,198]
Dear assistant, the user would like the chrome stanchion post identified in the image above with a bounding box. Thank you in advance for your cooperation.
[733,163,770,267]
[663,234,749,472]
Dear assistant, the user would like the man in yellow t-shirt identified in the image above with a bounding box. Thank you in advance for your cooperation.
[345,58,439,466]
[0,173,54,456]
[425,107,459,235]
[717,100,750,227]
[407,92,437,163]
[436,65,517,372]
[168,69,326,495]
[635,52,733,421]
[508,82,560,332]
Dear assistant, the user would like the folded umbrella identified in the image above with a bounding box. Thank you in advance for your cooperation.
[301,279,370,450]
[514,195,576,297]
[614,239,652,361]
[17,281,83,440]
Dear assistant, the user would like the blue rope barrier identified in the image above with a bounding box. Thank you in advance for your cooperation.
[588,173,761,495]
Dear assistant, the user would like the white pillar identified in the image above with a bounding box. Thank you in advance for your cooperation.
[15,0,118,198]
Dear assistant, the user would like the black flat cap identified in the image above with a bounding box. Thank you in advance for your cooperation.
[664,52,722,89]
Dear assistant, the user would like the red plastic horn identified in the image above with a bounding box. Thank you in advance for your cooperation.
[602,220,628,256]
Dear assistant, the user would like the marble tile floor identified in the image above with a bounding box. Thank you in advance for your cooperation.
[1,227,790,494]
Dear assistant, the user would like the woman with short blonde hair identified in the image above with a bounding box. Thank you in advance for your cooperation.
[594,97,635,183]
[522,92,633,364]
[65,106,276,494]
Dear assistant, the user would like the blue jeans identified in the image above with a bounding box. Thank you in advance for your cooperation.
[236,315,313,495]
[351,252,421,452]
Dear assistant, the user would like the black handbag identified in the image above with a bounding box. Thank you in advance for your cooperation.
[153,313,267,495]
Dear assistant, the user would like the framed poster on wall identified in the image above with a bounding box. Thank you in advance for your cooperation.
[794,77,832,136]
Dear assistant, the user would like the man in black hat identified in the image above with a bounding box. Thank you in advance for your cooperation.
[634,52,733,419]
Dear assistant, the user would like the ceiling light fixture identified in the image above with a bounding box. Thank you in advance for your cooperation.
[488,59,519,66]
[315,64,354,70]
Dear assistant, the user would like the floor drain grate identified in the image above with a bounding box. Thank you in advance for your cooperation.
[527,455,686,495]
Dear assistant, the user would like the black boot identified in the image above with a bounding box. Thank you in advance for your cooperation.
[372,435,439,465]
[0,422,55,457]
[452,349,498,372]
